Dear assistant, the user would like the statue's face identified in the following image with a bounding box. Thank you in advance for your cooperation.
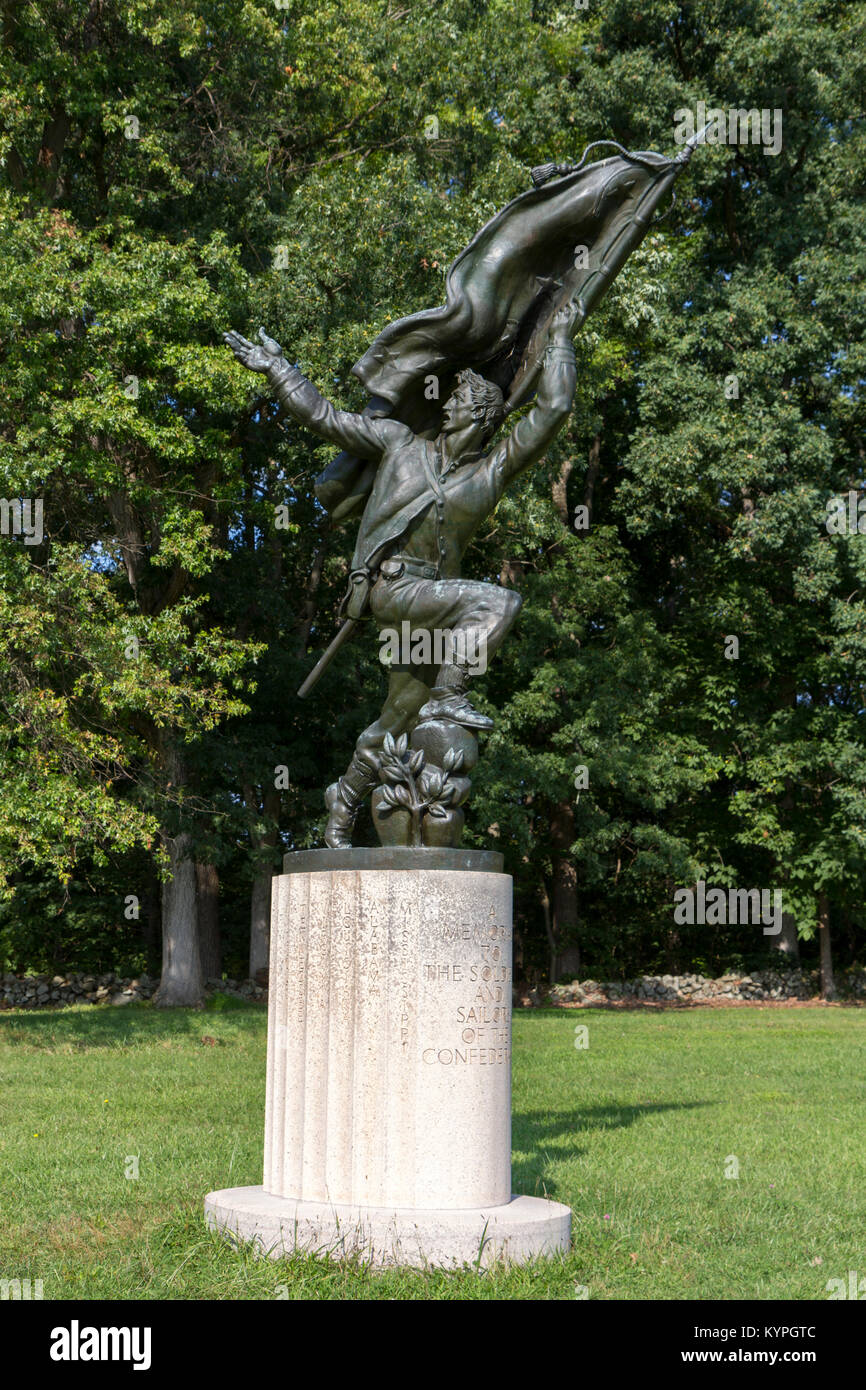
[441,381,481,435]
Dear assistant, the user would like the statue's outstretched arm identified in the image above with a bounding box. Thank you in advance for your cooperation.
[485,307,578,491]
[225,328,411,461]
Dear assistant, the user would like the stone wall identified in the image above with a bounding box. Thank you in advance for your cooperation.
[0,972,266,1009]
[534,966,866,1006]
[5,966,866,1010]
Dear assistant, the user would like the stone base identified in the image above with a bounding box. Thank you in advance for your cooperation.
[205,1185,571,1270]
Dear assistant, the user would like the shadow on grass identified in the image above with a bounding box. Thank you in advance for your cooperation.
[0,999,265,1048]
[512,1100,710,1199]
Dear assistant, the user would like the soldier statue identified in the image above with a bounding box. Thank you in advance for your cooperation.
[225,307,577,846]
[225,132,704,847]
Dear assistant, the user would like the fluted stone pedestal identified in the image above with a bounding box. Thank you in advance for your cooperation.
[205,847,571,1268]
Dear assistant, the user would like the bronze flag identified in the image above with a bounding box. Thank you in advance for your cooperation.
[314,137,699,521]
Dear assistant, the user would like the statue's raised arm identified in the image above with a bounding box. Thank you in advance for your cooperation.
[224,327,411,463]
[483,303,580,495]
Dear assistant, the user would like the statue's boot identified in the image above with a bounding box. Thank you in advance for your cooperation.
[324,753,377,848]
[417,661,493,731]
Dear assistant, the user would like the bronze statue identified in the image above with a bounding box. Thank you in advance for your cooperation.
[226,134,704,848]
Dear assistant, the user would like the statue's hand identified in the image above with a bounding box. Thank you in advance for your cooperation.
[224,327,284,374]
[550,300,581,343]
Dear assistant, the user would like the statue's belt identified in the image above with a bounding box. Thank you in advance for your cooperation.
[378,553,441,581]
[339,553,440,621]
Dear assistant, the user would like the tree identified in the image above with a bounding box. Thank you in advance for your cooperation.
[1,0,864,991]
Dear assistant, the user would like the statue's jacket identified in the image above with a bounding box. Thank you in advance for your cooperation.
[272,341,576,578]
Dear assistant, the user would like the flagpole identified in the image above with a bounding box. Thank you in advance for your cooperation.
[504,122,711,413]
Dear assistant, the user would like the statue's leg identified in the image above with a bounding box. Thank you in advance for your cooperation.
[323,665,436,849]
[357,664,438,751]
[412,578,523,728]
[323,572,518,845]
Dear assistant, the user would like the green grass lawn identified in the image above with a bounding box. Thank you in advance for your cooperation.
[1,1000,863,1300]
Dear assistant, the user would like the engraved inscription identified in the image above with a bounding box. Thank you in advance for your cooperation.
[422,1046,509,1065]
[420,921,512,1064]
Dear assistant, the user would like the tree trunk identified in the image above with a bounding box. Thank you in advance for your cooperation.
[774,781,798,962]
[294,539,327,656]
[540,882,556,987]
[773,910,800,963]
[245,785,281,979]
[249,868,273,979]
[664,925,681,975]
[818,892,836,1001]
[195,861,221,982]
[549,799,580,981]
[551,455,574,528]
[154,832,203,1007]
[556,943,582,980]
[141,857,162,975]
[584,431,601,518]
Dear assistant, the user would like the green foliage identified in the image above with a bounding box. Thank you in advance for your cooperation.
[0,859,149,976]
[0,0,864,975]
